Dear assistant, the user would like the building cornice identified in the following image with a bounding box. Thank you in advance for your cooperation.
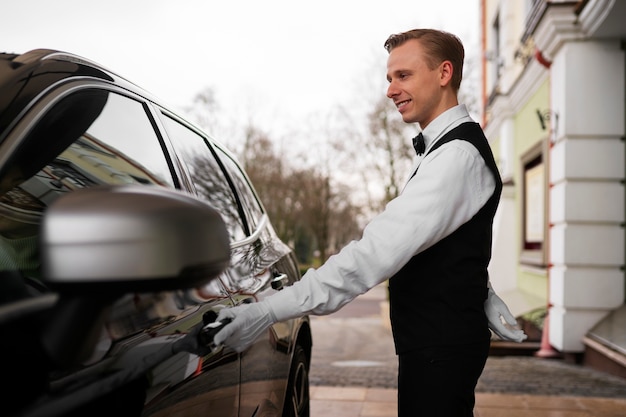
[576,0,619,36]
[486,1,586,138]
[530,0,623,63]
[485,57,549,139]
[533,5,585,59]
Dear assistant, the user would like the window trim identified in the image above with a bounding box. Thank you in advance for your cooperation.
[230,214,268,249]
[519,139,549,267]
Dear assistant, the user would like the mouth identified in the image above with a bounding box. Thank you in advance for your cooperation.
[395,99,411,112]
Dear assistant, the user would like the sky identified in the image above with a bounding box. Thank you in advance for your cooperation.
[2,0,480,139]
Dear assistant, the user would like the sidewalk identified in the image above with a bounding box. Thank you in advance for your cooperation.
[310,386,626,416]
[309,283,626,416]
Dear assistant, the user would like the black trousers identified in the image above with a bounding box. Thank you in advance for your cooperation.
[397,336,490,417]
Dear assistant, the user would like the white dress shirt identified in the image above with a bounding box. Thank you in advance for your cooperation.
[269,104,497,322]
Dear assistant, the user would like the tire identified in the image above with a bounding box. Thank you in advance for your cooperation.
[282,344,310,417]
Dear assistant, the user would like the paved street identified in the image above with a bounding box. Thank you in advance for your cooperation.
[309,284,626,399]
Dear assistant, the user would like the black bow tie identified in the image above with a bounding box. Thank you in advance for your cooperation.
[412,132,425,156]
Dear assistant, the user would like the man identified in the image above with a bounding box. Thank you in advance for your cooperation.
[215,29,526,416]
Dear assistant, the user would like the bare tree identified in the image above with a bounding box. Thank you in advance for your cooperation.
[459,43,481,120]
[185,87,220,132]
[365,95,415,206]
[239,126,292,241]
[236,124,360,264]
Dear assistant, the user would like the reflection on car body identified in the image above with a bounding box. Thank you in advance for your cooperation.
[0,49,311,417]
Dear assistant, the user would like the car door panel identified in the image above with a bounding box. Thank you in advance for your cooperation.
[158,112,307,416]
[0,84,241,417]
[211,145,305,417]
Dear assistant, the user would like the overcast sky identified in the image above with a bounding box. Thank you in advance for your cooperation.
[2,0,480,137]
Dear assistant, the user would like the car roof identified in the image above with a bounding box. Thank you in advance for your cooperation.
[0,49,159,143]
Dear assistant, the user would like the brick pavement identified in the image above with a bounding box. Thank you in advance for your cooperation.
[309,284,626,399]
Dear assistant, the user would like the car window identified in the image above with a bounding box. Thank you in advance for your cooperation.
[212,146,265,232]
[0,88,176,280]
[84,93,175,188]
[159,114,248,242]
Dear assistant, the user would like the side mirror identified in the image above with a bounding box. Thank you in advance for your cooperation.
[41,184,231,291]
[39,185,231,367]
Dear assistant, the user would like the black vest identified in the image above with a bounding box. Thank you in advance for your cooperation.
[388,122,503,354]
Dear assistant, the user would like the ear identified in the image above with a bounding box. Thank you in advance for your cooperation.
[439,60,453,87]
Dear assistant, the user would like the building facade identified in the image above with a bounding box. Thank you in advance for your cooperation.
[481,0,626,375]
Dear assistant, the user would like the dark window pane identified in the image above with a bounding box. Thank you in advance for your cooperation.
[160,115,247,242]
[214,146,265,231]
[0,89,175,279]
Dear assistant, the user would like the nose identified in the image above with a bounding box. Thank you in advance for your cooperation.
[386,81,398,99]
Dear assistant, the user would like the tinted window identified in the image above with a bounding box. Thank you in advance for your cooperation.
[213,146,265,231]
[85,93,175,188]
[159,114,247,242]
[0,89,175,279]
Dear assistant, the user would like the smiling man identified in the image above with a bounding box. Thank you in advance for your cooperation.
[215,28,525,417]
[383,28,510,416]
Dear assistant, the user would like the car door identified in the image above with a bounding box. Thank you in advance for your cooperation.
[211,144,304,417]
[157,112,304,416]
[0,83,240,417]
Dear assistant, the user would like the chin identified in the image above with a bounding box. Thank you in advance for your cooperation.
[402,115,418,124]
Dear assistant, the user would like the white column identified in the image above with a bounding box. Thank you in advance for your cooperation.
[548,40,625,352]
[489,118,517,292]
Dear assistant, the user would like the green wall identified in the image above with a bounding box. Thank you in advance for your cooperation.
[514,78,550,301]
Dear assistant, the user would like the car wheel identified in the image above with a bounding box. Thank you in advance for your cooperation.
[283,344,310,417]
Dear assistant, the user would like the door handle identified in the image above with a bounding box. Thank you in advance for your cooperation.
[271,273,288,291]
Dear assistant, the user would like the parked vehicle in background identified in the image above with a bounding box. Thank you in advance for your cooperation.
[0,49,311,417]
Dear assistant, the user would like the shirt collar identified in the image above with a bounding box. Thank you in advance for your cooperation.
[419,104,472,153]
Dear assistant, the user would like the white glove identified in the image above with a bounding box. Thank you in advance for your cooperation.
[485,286,528,343]
[213,301,276,352]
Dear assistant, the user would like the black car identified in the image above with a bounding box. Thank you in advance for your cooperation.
[0,49,311,417]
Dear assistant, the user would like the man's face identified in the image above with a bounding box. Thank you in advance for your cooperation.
[386,39,444,128]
